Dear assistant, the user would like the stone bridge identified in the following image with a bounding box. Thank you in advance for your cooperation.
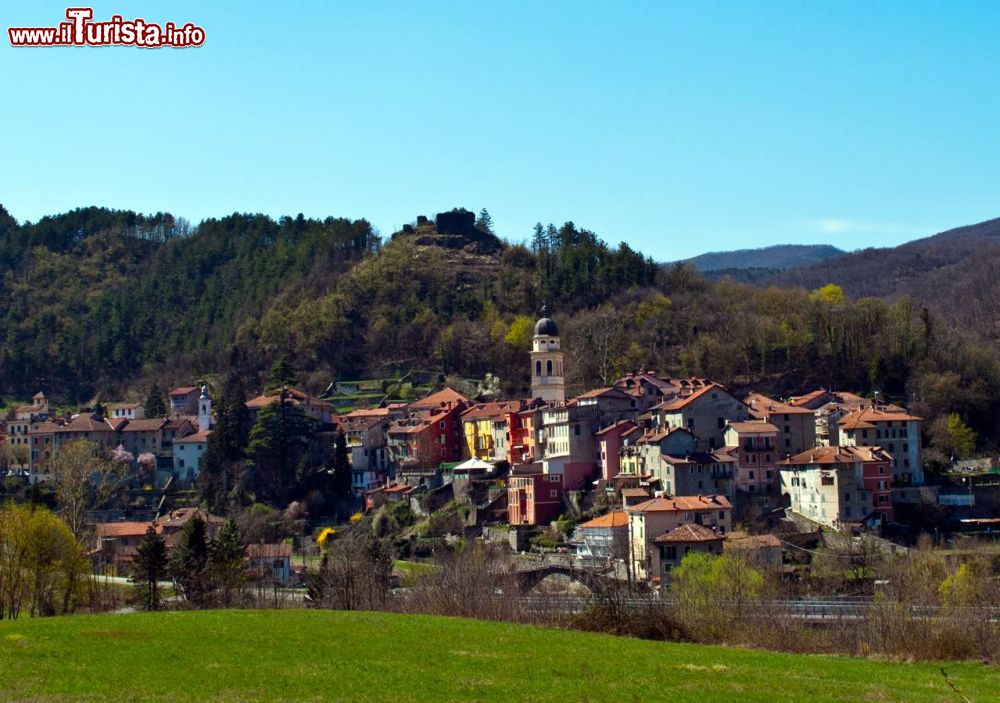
[513,564,617,594]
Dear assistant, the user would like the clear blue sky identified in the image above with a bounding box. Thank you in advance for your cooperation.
[3,1,999,260]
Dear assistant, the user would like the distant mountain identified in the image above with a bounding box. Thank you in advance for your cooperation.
[680,244,845,272]
[768,216,1000,342]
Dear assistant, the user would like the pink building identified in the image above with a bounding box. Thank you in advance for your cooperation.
[595,419,637,482]
[508,472,564,526]
[724,421,780,494]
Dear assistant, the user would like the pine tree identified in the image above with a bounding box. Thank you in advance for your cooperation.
[210,519,246,605]
[171,515,212,607]
[531,222,546,253]
[132,525,167,611]
[266,354,297,391]
[476,208,495,236]
[199,366,250,511]
[145,383,167,418]
[245,396,312,504]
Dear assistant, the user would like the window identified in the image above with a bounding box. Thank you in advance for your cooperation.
[574,425,580,436]
[550,490,558,498]
[785,438,791,448]
[687,418,695,429]
[546,360,553,376]
[535,361,541,376]
[821,475,834,486]
[843,492,850,501]
[717,417,725,429]
[719,511,725,519]
[748,471,755,479]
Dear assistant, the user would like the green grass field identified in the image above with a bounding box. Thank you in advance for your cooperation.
[0,610,995,702]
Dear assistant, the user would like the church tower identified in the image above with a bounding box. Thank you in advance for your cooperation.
[198,385,212,432]
[530,307,565,402]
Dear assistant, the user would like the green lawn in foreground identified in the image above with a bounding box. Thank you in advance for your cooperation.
[0,610,995,702]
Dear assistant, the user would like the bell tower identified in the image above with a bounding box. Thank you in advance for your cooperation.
[530,306,565,402]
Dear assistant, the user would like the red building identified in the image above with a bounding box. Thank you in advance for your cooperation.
[508,472,564,526]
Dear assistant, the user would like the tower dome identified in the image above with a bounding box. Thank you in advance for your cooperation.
[534,316,559,337]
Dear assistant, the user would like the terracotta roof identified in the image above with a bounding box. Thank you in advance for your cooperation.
[744,392,814,416]
[157,507,226,529]
[654,523,723,544]
[578,511,629,529]
[837,406,922,430]
[246,543,293,559]
[621,488,650,498]
[628,494,732,513]
[779,445,892,466]
[96,521,152,538]
[122,418,168,432]
[246,387,331,410]
[408,387,470,410]
[175,429,212,443]
[726,421,779,434]
[170,387,198,395]
[32,392,46,400]
[576,387,632,401]
[108,402,143,410]
[55,413,114,433]
[595,419,637,436]
[460,401,521,421]
[788,389,830,408]
[653,383,722,412]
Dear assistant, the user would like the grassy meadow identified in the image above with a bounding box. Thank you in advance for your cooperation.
[0,610,995,702]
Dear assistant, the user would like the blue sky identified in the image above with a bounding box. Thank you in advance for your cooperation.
[2,1,999,260]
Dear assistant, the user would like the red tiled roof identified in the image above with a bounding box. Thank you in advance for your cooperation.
[654,523,723,544]
[170,387,198,395]
[408,387,470,410]
[595,419,637,436]
[744,392,814,416]
[654,383,724,412]
[175,429,212,443]
[726,534,782,550]
[578,511,629,529]
[96,522,152,538]
[837,406,921,430]
[122,418,168,432]
[726,421,779,434]
[779,445,892,465]
[628,494,732,513]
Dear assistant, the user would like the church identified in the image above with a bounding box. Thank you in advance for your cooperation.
[529,308,565,403]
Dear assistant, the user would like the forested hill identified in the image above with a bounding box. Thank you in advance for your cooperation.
[769,216,1000,342]
[681,244,845,272]
[4,203,1000,454]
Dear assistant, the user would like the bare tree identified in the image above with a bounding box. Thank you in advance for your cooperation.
[50,439,128,540]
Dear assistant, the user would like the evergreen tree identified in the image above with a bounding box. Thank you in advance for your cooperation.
[170,515,212,607]
[245,395,312,504]
[145,383,167,417]
[210,519,246,605]
[199,365,250,511]
[132,525,167,611]
[531,222,546,253]
[266,354,297,391]
[476,208,495,235]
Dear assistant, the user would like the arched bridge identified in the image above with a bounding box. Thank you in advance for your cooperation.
[513,564,618,594]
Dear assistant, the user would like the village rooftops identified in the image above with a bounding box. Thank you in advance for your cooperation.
[652,383,724,412]
[779,445,892,466]
[837,406,922,430]
[620,487,651,499]
[169,387,199,396]
[121,418,169,432]
[578,511,629,529]
[407,387,469,410]
[96,521,152,539]
[653,523,723,544]
[660,451,737,466]
[246,387,331,410]
[595,419,637,436]
[55,413,115,433]
[459,401,522,421]
[726,421,779,434]
[743,392,815,416]
[725,533,782,550]
[627,494,732,513]
[175,429,212,444]
[636,427,695,444]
